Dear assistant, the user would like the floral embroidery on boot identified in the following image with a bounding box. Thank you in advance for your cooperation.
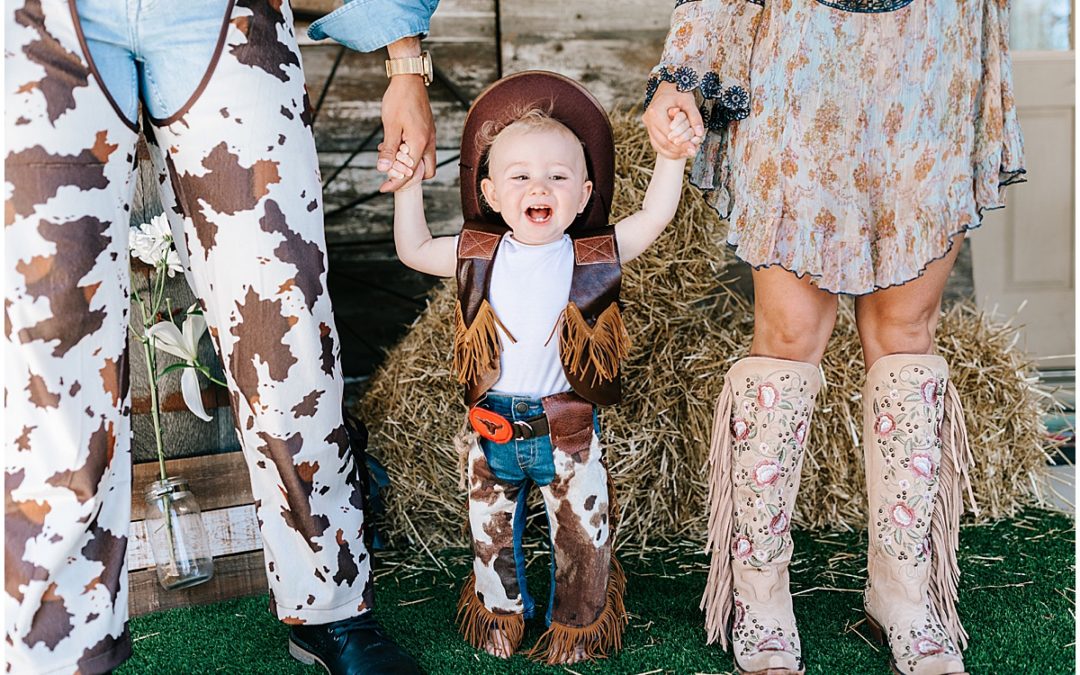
[707,357,820,674]
[863,355,969,675]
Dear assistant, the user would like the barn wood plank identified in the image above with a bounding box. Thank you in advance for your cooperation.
[128,504,263,571]
[499,0,670,109]
[128,550,267,617]
[131,452,252,521]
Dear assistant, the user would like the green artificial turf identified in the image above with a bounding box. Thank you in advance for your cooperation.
[119,510,1075,674]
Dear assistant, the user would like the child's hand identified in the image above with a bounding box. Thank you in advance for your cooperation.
[384,142,424,192]
[642,81,703,159]
[659,109,701,160]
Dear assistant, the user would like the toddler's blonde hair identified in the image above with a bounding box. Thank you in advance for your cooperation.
[477,101,586,177]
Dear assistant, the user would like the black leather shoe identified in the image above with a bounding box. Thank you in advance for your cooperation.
[288,613,422,674]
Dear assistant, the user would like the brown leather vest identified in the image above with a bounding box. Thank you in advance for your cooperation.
[454,220,626,408]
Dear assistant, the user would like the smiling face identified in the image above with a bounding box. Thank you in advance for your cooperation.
[479,121,593,245]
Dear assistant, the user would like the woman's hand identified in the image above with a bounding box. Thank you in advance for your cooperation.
[642,80,703,159]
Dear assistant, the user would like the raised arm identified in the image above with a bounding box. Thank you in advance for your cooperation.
[307,1,441,192]
[392,146,457,277]
[615,112,693,263]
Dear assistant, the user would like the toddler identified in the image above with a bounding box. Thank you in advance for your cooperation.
[390,71,698,665]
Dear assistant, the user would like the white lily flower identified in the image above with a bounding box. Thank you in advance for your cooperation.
[146,309,212,422]
[130,214,184,277]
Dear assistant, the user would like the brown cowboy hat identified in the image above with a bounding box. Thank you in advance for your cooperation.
[459,70,615,233]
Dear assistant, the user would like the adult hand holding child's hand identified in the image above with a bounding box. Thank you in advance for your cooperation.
[662,110,701,161]
[389,143,425,192]
[378,75,436,193]
[642,80,703,159]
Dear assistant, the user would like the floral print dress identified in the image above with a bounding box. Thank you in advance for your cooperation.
[648,0,1026,295]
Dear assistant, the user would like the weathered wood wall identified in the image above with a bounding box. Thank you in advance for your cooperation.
[500,0,668,106]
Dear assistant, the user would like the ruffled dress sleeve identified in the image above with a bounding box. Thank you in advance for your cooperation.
[971,0,1026,213]
[645,0,764,218]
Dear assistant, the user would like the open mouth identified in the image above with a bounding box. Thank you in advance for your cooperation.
[525,206,552,224]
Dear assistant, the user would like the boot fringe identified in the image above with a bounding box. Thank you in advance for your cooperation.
[929,381,977,650]
[452,300,514,384]
[528,558,628,664]
[456,573,525,654]
[559,302,631,385]
[700,375,735,648]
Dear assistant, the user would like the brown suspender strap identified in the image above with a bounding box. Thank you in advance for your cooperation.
[541,391,595,460]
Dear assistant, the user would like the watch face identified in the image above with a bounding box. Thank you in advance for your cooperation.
[421,51,433,84]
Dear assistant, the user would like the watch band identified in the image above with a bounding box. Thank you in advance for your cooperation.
[385,51,432,86]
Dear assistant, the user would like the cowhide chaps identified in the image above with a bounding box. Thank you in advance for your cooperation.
[5,2,372,672]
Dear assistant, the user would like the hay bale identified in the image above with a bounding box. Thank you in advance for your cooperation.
[358,109,1055,553]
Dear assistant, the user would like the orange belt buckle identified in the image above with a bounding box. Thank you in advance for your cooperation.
[468,406,514,444]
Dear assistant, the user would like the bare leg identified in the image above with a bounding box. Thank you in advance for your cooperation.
[750,266,840,365]
[701,265,834,673]
[854,237,963,369]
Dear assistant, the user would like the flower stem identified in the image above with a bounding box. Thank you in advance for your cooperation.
[133,265,178,576]
[145,342,167,482]
[196,363,228,388]
[138,297,168,482]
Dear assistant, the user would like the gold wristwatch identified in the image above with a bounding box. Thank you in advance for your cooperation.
[384,51,433,86]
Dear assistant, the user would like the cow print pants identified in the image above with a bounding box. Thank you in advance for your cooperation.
[5,1,373,672]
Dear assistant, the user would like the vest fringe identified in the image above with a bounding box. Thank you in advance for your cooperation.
[527,558,628,665]
[559,303,632,385]
[455,573,525,655]
[700,375,735,648]
[930,382,977,650]
[452,300,514,385]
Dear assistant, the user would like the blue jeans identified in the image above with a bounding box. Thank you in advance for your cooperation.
[76,0,229,123]
[475,392,601,622]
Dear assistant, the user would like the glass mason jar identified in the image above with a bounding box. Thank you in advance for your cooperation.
[144,477,214,590]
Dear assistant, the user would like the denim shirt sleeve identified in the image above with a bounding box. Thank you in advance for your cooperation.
[306,0,440,53]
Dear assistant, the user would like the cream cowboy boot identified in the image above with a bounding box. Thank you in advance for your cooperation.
[702,357,821,675]
[862,354,975,675]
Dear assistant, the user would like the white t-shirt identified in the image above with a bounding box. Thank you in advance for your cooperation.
[486,233,573,397]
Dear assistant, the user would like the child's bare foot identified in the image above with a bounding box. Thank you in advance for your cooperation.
[483,628,514,659]
[547,638,587,665]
